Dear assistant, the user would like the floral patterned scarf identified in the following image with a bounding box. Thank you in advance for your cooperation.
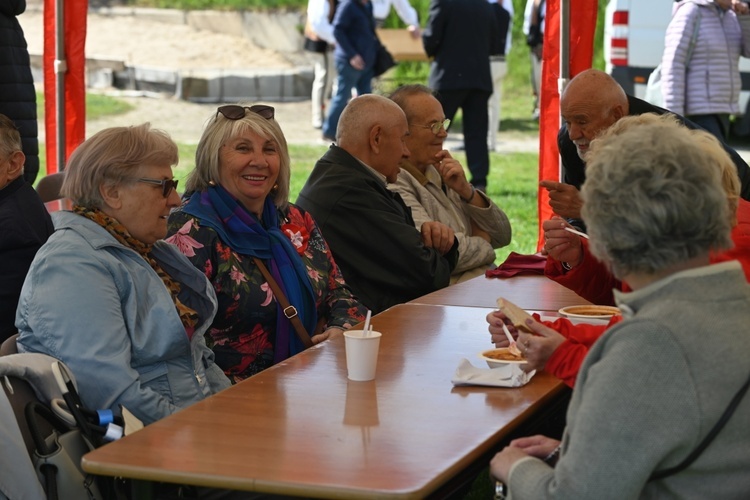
[181,186,317,363]
[74,205,199,337]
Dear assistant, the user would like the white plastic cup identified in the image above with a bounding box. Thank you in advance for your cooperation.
[343,330,382,381]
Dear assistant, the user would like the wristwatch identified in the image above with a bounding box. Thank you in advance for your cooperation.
[494,481,507,500]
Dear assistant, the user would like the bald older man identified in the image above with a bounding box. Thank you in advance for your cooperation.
[540,69,750,224]
[297,95,459,314]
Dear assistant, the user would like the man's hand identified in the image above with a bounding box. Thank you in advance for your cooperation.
[435,150,468,191]
[421,221,455,255]
[408,24,421,39]
[516,322,566,373]
[539,180,583,219]
[435,150,488,207]
[542,216,584,267]
[350,54,365,70]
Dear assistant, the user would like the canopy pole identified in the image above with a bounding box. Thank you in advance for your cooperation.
[558,0,570,182]
[54,0,67,171]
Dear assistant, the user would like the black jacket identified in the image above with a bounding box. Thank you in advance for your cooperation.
[297,145,459,314]
[0,176,54,340]
[558,94,750,200]
[422,0,498,93]
[0,0,39,184]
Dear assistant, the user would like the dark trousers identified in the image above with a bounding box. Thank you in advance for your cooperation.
[437,89,492,188]
[687,113,730,142]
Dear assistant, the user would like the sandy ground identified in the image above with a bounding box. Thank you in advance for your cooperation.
[18,10,293,70]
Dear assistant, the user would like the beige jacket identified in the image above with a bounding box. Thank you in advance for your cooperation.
[389,162,511,283]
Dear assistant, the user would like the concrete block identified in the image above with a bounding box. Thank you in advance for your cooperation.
[177,68,313,103]
[187,10,244,37]
[242,10,305,54]
[92,6,187,25]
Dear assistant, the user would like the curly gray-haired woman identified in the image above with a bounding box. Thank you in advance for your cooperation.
[489,118,750,498]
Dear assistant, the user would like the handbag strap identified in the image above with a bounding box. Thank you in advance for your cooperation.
[253,257,314,349]
[649,370,750,481]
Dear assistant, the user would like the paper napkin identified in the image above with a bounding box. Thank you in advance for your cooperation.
[451,358,536,387]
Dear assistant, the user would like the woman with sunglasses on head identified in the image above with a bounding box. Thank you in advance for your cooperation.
[167,104,367,383]
[16,124,231,425]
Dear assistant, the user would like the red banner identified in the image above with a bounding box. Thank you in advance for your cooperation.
[43,0,87,174]
[536,0,598,249]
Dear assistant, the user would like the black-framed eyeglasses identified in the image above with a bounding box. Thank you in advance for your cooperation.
[216,104,275,121]
[137,178,179,198]
[414,118,451,135]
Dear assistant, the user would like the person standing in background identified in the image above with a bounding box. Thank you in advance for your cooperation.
[523,0,545,121]
[487,0,512,152]
[305,0,339,130]
[322,0,377,142]
[661,0,750,141]
[371,0,421,38]
[423,0,499,193]
[0,0,39,184]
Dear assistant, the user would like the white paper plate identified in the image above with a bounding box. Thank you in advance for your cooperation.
[479,348,527,368]
[558,305,621,320]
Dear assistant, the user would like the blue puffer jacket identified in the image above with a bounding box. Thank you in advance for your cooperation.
[16,211,231,425]
[661,0,750,116]
[0,0,39,184]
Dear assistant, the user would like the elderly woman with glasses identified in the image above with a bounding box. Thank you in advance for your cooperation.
[16,124,230,425]
[166,104,366,383]
[388,85,512,283]
[489,117,750,498]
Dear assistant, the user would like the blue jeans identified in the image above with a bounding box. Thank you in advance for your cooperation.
[322,59,373,139]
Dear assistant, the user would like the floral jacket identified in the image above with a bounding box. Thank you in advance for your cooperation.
[167,203,366,383]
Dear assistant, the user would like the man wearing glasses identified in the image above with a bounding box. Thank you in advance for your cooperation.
[389,85,511,283]
[298,95,459,314]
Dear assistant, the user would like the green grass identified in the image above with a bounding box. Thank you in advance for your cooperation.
[35,91,135,125]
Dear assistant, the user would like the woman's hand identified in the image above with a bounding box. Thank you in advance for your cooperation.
[489,446,530,483]
[486,310,517,347]
[541,216,584,268]
[490,435,560,483]
[509,435,561,460]
[311,327,344,345]
[516,322,566,372]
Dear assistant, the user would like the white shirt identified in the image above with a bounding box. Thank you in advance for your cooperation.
[371,0,419,26]
[307,0,336,45]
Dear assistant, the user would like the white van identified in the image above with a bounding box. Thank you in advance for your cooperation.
[603,0,750,133]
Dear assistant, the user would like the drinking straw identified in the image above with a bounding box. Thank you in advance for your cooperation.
[363,310,372,336]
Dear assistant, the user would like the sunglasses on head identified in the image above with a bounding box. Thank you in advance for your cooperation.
[216,105,275,121]
[137,177,179,198]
